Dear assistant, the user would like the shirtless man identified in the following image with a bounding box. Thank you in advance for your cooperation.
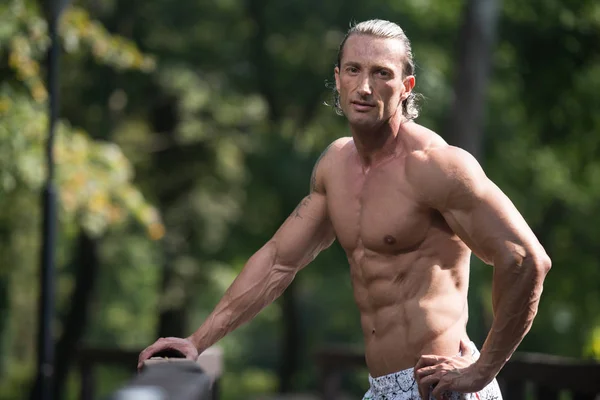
[138,19,551,399]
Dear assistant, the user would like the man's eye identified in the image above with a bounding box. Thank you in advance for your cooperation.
[378,70,390,77]
[347,67,358,73]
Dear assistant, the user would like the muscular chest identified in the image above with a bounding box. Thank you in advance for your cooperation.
[327,160,430,253]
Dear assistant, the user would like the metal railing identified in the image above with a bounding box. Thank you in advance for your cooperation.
[107,360,211,399]
[77,344,600,399]
[76,346,222,400]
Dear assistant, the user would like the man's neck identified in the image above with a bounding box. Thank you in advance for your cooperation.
[351,117,408,168]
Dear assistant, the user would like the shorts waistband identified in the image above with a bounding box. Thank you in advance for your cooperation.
[368,367,416,395]
[367,341,479,396]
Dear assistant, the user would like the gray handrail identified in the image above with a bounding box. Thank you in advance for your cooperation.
[103,346,223,400]
[107,360,212,400]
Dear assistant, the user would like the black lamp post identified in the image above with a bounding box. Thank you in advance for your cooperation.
[34,0,68,398]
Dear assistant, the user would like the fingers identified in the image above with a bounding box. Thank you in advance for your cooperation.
[414,364,438,379]
[137,346,154,370]
[415,355,445,371]
[431,376,451,399]
[137,337,199,371]
[414,356,449,381]
[138,343,161,370]
[137,338,168,370]
[415,355,450,398]
[417,374,439,399]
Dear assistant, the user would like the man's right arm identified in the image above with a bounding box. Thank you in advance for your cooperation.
[188,188,335,353]
[138,141,338,366]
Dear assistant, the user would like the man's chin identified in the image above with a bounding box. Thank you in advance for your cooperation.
[347,116,380,130]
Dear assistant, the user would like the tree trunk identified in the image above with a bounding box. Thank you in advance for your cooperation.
[150,93,189,340]
[0,274,9,378]
[52,231,100,400]
[157,248,188,338]
[278,279,300,393]
[444,0,501,344]
[445,0,501,160]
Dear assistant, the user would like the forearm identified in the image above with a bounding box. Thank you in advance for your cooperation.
[188,241,296,353]
[475,253,550,380]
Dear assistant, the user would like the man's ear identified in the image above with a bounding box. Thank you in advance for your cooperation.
[334,66,341,93]
[401,75,416,100]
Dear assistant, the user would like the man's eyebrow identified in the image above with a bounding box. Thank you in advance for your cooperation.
[343,60,396,71]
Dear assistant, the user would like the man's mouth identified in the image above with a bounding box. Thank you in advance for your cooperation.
[351,101,375,111]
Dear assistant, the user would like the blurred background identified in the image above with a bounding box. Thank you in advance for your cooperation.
[1,0,599,398]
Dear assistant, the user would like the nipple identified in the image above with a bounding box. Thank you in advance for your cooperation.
[384,235,396,245]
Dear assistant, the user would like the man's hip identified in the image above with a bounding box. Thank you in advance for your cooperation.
[362,341,503,400]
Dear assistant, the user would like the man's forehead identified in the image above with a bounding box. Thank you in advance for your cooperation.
[341,35,406,66]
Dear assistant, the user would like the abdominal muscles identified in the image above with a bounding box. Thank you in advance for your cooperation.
[348,236,471,377]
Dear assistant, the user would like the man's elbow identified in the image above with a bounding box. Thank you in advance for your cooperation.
[532,248,552,277]
[499,243,551,277]
[522,246,551,279]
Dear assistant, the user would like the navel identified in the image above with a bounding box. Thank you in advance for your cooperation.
[384,235,396,245]
[395,271,407,283]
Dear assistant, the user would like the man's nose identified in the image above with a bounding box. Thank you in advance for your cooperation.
[356,75,372,96]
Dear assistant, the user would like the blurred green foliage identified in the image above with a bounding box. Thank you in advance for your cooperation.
[0,0,599,398]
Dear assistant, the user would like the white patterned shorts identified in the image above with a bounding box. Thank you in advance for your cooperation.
[362,342,503,400]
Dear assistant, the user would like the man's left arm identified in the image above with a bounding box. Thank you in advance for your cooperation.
[410,146,551,396]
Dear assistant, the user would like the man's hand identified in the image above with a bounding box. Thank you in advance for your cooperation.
[414,340,488,399]
[137,337,198,371]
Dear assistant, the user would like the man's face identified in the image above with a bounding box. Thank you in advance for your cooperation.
[335,35,415,129]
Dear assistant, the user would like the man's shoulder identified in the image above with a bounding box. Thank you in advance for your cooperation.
[311,137,353,193]
[326,136,354,156]
[410,143,479,172]
[315,137,354,167]
[403,124,478,174]
[404,128,486,204]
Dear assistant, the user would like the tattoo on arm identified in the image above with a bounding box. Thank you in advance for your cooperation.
[310,142,334,192]
[293,195,311,219]
[293,142,335,219]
